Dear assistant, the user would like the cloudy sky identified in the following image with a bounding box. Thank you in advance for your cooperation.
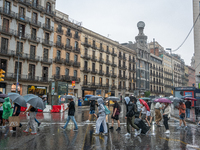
[56,0,194,65]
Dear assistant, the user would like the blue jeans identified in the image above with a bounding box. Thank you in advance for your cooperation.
[35,112,40,124]
[63,116,78,129]
[186,108,190,118]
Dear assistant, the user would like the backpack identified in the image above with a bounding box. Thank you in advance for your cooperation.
[126,102,135,117]
[104,105,110,115]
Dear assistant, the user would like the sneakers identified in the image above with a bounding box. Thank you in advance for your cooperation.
[177,126,181,130]
[184,126,188,130]
[134,129,138,136]
[125,133,131,137]
[31,132,37,135]
[73,128,78,131]
[102,132,108,136]
[197,123,200,127]
[23,130,28,133]
[165,130,170,134]
[60,127,65,130]
[10,130,13,132]
[116,127,121,131]
[86,120,90,123]
[38,122,41,127]
[93,133,99,136]
[109,126,113,129]
[137,129,142,135]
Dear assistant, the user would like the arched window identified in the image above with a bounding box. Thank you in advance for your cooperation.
[46,2,51,13]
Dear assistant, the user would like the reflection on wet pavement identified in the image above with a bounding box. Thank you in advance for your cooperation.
[0,104,200,150]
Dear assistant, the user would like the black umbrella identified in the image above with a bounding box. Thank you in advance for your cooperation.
[89,96,103,101]
[0,98,5,103]
[105,96,120,101]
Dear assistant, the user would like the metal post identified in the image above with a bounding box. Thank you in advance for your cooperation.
[16,27,22,93]
[170,49,174,94]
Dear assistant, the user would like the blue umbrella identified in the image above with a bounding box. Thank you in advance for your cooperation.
[23,94,45,110]
[85,95,94,98]
[8,93,26,107]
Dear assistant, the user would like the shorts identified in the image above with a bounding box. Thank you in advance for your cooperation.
[141,114,146,120]
[179,115,185,120]
[150,110,154,117]
[89,110,95,114]
[111,114,119,120]
[146,111,151,116]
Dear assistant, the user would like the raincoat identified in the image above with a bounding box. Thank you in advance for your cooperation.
[2,97,11,120]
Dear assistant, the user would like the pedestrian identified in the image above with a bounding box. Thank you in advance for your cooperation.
[42,97,47,106]
[140,104,150,126]
[146,100,152,124]
[176,101,187,129]
[109,100,121,131]
[150,100,155,124]
[34,109,41,127]
[154,102,162,127]
[0,102,3,126]
[86,99,96,122]
[23,105,37,135]
[185,100,191,119]
[2,97,11,128]
[163,103,171,134]
[93,98,108,135]
[124,96,141,137]
[60,98,78,131]
[11,103,22,132]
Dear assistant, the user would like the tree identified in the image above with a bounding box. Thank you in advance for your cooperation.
[144,91,150,97]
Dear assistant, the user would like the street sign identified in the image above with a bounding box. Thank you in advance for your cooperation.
[72,81,75,88]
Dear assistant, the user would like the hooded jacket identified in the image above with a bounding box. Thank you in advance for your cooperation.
[2,97,11,119]
[125,97,136,117]
[97,98,105,117]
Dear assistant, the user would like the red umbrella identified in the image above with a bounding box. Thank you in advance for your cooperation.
[184,97,197,101]
[139,99,150,111]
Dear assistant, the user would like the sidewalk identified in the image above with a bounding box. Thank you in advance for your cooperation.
[171,107,198,124]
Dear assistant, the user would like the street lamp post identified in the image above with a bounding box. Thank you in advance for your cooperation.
[166,48,174,95]
[16,27,22,93]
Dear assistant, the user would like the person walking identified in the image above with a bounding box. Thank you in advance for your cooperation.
[155,102,162,127]
[124,97,141,137]
[140,104,150,126]
[2,97,11,128]
[150,101,155,124]
[177,101,187,129]
[60,98,78,131]
[11,103,22,132]
[163,103,171,134]
[185,100,191,119]
[109,100,121,131]
[93,98,108,135]
[0,102,3,126]
[23,105,37,135]
[86,100,96,122]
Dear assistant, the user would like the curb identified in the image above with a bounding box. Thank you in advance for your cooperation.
[171,114,197,125]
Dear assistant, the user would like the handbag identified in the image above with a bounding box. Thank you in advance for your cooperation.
[180,113,185,118]
[163,114,168,118]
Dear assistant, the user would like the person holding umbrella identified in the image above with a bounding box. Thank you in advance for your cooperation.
[86,99,96,123]
[0,99,3,126]
[2,97,11,128]
[163,102,171,134]
[185,100,191,119]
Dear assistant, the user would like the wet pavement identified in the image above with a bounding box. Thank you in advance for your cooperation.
[0,104,200,150]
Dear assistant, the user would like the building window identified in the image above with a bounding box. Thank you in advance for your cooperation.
[106,55,109,62]
[1,38,8,53]
[56,67,60,76]
[67,28,71,36]
[92,63,95,71]
[46,18,50,28]
[75,41,78,49]
[66,53,70,62]
[46,2,51,13]
[18,24,25,37]
[99,77,102,85]
[29,64,35,79]
[107,46,109,52]
[32,12,37,24]
[100,53,102,59]
[106,79,109,86]
[100,65,102,72]
[45,32,49,41]
[65,68,69,76]
[31,28,37,40]
[119,60,121,67]
[15,62,22,75]
[3,18,9,32]
[106,66,109,74]
[32,0,38,7]
[4,1,10,14]
[84,61,88,69]
[16,41,23,56]
[123,71,125,77]
[75,31,79,38]
[66,39,70,46]
[112,80,115,86]
[74,55,77,63]
[19,7,25,18]
[84,75,87,84]
[112,48,114,54]
[112,57,114,64]
[43,48,48,61]
[74,70,77,78]
[100,43,103,50]
[119,70,121,77]
[57,35,61,43]
[30,45,36,59]
[92,76,95,84]
[57,50,61,59]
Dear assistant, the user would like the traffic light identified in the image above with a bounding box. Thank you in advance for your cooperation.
[0,69,5,81]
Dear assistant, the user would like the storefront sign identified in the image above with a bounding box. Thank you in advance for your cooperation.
[175,87,195,91]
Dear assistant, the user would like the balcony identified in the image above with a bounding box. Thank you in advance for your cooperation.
[129,68,135,72]
[22,53,40,62]
[29,18,41,27]
[123,56,127,60]
[65,45,72,51]
[66,32,72,38]
[26,34,40,43]
[42,39,53,47]
[54,57,63,64]
[111,52,117,57]
[14,31,26,40]
[119,55,122,59]
[82,68,90,73]
[118,85,122,90]
[91,69,98,74]
[73,47,80,53]
[64,60,73,66]
[111,63,117,67]
[55,42,64,49]
[99,58,104,64]
[71,76,80,83]
[90,83,99,88]
[74,35,80,40]
[91,44,97,49]
[105,60,111,65]
[98,70,104,76]
[105,72,110,77]
[0,25,15,36]
[62,75,71,81]
[91,56,97,62]
[82,41,91,47]
[0,48,15,57]
[17,0,32,7]
[129,88,134,92]
[43,23,54,32]
[73,61,80,67]
[56,28,63,34]
[40,57,52,64]
[111,74,117,78]
[15,13,30,23]
[105,50,110,54]
[99,47,104,52]
[81,54,91,60]
[54,75,62,80]
[0,7,16,18]
[111,85,117,89]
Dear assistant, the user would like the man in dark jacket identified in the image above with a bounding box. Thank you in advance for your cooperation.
[124,96,141,137]
[185,100,191,118]
[60,98,78,131]
[86,100,96,122]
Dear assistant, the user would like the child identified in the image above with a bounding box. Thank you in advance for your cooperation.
[60,98,78,131]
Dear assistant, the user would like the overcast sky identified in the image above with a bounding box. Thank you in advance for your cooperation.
[56,0,194,66]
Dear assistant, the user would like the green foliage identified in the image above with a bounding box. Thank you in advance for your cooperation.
[144,91,150,97]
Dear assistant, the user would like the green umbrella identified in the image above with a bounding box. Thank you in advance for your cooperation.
[140,97,151,101]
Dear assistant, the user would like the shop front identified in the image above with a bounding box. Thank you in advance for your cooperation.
[0,82,6,94]
[28,85,47,97]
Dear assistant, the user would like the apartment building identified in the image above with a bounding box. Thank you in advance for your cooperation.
[188,66,195,87]
[52,10,81,99]
[149,54,164,96]
[80,27,136,99]
[184,66,189,86]
[0,0,55,95]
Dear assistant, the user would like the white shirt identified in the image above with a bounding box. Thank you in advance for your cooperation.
[155,102,161,109]
[141,106,147,114]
